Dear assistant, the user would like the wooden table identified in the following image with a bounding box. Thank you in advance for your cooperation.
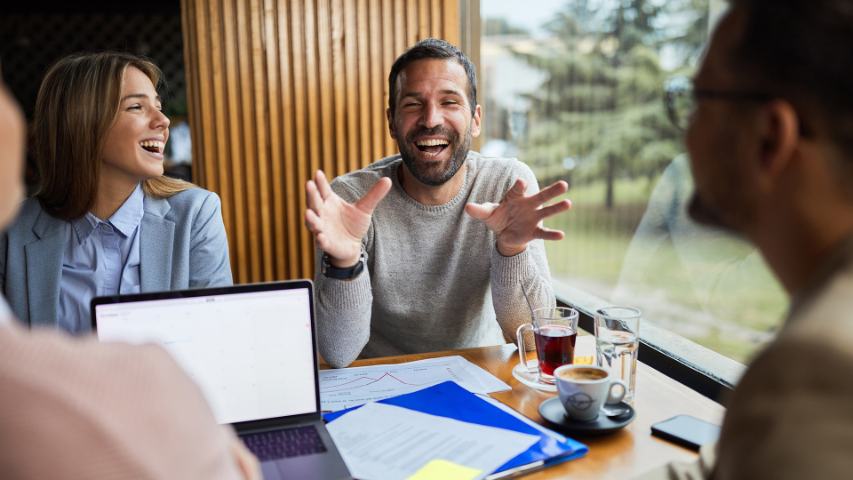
[338,344,724,479]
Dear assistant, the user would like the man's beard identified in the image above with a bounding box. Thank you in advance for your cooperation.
[397,124,472,186]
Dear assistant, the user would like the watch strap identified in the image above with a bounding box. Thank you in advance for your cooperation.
[322,249,366,280]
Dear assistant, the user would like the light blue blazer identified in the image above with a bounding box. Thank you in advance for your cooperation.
[0,187,233,328]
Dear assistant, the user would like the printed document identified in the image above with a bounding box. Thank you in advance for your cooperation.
[320,355,510,411]
[327,402,539,480]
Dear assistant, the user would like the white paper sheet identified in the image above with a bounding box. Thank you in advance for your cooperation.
[320,355,510,411]
[327,402,539,480]
[478,394,568,443]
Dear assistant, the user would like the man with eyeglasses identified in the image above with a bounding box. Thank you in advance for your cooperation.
[640,0,853,479]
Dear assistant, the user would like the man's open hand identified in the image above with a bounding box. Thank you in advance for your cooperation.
[465,179,571,256]
[305,170,391,267]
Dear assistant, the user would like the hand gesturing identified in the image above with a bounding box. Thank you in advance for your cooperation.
[305,170,392,267]
[465,179,571,256]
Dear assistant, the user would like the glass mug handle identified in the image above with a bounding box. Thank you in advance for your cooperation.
[606,379,629,404]
[517,323,536,373]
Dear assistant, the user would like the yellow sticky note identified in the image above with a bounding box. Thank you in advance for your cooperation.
[407,459,483,480]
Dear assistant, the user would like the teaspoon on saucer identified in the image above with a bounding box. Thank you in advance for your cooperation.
[601,403,631,418]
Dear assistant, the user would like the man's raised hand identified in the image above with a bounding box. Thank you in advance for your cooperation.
[465,179,571,256]
[305,170,392,267]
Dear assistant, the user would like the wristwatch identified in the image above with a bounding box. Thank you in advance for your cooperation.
[321,248,366,280]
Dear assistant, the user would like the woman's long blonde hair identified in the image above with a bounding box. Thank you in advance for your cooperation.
[33,52,192,220]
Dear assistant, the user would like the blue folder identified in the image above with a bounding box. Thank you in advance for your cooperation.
[323,380,588,473]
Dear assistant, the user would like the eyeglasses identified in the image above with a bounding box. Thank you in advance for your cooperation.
[664,76,773,131]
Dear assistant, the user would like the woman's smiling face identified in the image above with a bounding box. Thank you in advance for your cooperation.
[100,66,170,184]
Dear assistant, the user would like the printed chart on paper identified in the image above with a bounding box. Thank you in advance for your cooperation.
[319,355,510,411]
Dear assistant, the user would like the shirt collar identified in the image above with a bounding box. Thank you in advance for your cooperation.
[70,183,145,242]
[70,212,98,244]
[107,183,145,237]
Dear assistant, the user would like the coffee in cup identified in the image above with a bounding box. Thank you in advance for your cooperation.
[559,366,608,382]
[554,364,627,422]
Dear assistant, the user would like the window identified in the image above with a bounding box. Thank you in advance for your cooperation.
[480,0,786,384]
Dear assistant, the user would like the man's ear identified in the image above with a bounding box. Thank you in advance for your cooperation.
[756,99,799,188]
[386,107,396,139]
[471,104,482,138]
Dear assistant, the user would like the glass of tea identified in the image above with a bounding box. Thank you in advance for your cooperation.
[517,307,579,384]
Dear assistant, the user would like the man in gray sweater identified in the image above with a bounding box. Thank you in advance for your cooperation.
[305,38,572,368]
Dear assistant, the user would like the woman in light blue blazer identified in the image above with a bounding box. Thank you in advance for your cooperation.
[0,52,233,333]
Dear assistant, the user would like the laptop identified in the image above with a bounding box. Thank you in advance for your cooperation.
[91,281,352,480]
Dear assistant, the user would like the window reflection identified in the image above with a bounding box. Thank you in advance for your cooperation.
[481,0,785,364]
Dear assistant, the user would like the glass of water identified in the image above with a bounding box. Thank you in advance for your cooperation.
[595,306,641,402]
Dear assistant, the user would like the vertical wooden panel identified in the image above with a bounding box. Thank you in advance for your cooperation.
[290,0,312,277]
[182,0,461,282]
[368,0,384,163]
[343,0,360,174]
[237,0,260,282]
[331,0,347,175]
[418,0,429,39]
[430,0,441,36]
[263,0,286,279]
[276,0,298,279]
[381,0,395,155]
[442,0,458,41]
[249,0,274,281]
[405,0,417,45]
[356,0,372,175]
[317,0,335,177]
[393,0,405,56]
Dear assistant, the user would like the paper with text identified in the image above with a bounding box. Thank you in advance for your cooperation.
[327,402,538,480]
[320,355,510,411]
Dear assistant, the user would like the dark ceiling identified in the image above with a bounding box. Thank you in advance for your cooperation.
[0,1,180,15]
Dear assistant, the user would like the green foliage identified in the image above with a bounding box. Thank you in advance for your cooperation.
[511,0,708,206]
[483,17,529,37]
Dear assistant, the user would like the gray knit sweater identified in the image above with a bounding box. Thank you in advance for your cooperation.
[315,152,556,368]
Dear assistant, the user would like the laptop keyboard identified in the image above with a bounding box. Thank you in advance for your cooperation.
[242,426,328,461]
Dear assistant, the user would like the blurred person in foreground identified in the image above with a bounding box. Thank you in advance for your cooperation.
[0,79,258,479]
[639,0,853,478]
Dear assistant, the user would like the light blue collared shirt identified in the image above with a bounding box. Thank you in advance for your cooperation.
[58,184,144,333]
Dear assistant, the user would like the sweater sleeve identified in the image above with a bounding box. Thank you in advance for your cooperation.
[314,254,373,368]
[313,180,375,368]
[489,164,557,346]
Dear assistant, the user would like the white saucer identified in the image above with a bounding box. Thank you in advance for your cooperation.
[511,360,557,392]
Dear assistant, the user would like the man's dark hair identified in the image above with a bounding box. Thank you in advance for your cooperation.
[730,0,853,153]
[387,38,477,115]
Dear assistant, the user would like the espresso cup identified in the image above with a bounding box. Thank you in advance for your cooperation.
[554,364,627,422]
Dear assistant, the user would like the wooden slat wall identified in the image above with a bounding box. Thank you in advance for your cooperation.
[181,0,460,283]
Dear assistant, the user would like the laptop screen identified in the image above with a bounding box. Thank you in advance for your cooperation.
[94,286,317,424]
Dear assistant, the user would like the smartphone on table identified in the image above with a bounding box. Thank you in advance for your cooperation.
[651,414,721,451]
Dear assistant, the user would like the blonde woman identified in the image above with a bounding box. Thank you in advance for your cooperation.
[0,52,232,333]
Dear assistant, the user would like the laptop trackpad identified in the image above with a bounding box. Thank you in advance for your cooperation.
[246,425,350,480]
[261,449,351,480]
